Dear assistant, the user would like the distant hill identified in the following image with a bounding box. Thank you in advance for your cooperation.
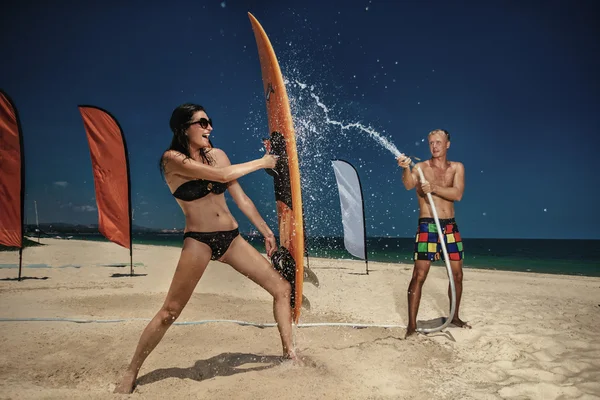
[0,237,44,252]
[24,223,161,235]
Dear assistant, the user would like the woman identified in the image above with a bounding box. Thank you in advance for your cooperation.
[114,103,297,394]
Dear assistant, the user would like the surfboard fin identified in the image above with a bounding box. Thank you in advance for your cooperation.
[304,266,319,288]
[301,295,311,310]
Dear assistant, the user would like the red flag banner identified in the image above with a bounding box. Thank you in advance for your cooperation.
[78,106,131,249]
[0,90,24,248]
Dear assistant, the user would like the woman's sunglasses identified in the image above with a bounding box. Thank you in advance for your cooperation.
[189,117,213,129]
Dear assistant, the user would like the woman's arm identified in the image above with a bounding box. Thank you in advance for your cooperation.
[162,149,276,182]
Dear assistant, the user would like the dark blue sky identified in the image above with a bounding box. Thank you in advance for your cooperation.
[2,0,599,239]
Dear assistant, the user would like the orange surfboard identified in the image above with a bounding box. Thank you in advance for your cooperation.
[248,12,305,324]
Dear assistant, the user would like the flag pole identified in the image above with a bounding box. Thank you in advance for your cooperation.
[303,207,310,270]
[34,200,40,243]
[18,247,23,281]
[356,164,369,275]
[129,206,133,277]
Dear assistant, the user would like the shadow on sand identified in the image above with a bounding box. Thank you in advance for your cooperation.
[347,270,376,276]
[137,352,282,387]
[110,273,148,278]
[0,276,49,281]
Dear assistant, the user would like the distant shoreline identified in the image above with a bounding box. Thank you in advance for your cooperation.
[5,235,600,279]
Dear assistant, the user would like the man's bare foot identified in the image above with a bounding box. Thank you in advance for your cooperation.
[113,371,137,394]
[404,326,417,339]
[450,318,471,329]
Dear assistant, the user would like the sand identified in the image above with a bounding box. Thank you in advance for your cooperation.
[1,238,599,399]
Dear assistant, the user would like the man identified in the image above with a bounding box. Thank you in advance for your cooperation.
[397,129,470,338]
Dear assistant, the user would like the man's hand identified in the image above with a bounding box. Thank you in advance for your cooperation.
[265,235,277,258]
[420,180,435,194]
[397,154,412,169]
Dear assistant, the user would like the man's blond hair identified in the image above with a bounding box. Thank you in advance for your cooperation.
[428,129,450,141]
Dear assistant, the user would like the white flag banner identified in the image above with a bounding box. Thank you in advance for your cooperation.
[331,160,366,260]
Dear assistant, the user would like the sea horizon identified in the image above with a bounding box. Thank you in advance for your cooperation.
[9,232,599,278]
[20,224,600,241]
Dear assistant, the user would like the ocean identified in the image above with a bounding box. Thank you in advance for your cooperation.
[38,233,599,278]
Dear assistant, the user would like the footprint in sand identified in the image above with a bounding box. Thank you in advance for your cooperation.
[505,368,566,384]
[578,381,600,396]
[469,336,523,363]
[531,350,554,362]
[499,382,584,399]
[555,359,594,376]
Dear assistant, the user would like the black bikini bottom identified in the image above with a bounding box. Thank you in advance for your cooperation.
[183,228,240,260]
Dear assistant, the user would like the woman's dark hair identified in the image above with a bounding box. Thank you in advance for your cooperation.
[159,103,214,177]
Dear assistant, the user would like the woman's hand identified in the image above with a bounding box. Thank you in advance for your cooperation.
[265,234,277,258]
[261,153,278,169]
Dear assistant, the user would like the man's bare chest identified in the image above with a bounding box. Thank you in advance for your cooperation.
[424,166,455,188]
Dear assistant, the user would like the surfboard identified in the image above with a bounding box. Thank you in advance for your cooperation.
[248,12,305,324]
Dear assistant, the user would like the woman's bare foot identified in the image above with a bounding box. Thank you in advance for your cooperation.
[283,350,304,366]
[113,370,137,394]
[450,318,471,329]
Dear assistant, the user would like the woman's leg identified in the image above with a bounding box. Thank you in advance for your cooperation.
[219,237,297,360]
[114,239,212,393]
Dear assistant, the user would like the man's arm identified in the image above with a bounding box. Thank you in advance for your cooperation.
[398,157,419,190]
[430,162,465,201]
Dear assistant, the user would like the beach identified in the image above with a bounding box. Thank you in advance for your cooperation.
[1,238,599,399]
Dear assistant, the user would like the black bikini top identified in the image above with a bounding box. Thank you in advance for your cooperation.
[172,179,228,201]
